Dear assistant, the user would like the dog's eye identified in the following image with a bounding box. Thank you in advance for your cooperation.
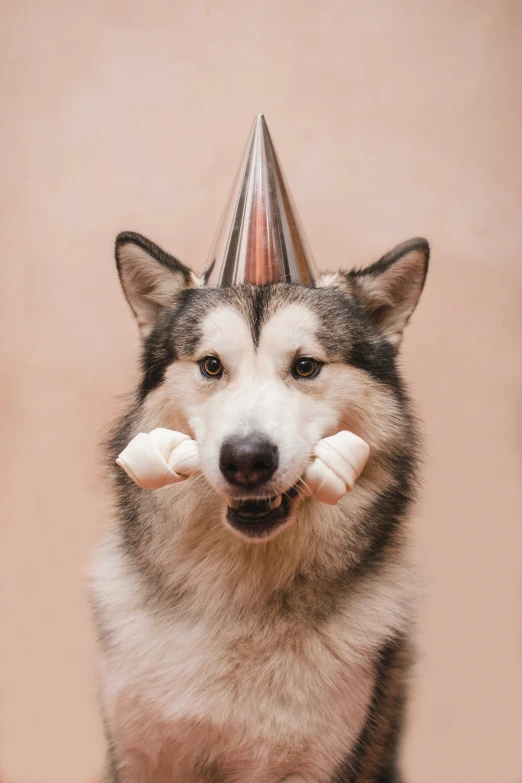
[200,356,223,378]
[292,357,321,379]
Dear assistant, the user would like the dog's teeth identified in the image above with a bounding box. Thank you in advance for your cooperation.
[229,495,283,514]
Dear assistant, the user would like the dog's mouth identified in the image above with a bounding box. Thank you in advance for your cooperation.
[226,487,298,539]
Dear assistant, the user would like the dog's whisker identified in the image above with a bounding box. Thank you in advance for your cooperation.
[186,474,210,492]
[292,485,306,500]
[290,318,305,334]
[295,475,313,496]
[172,454,199,471]
[172,449,198,463]
[248,379,275,404]
[196,338,220,353]
[207,316,224,335]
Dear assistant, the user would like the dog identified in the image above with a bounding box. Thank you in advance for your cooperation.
[89,230,429,782]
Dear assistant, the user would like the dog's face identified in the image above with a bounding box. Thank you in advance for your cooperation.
[114,232,428,540]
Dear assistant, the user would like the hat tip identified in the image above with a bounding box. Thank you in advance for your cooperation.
[205,113,318,287]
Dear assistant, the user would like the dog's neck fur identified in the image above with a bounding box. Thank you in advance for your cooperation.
[93,473,416,782]
[110,463,416,654]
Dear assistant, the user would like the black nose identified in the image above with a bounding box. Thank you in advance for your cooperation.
[219,435,279,488]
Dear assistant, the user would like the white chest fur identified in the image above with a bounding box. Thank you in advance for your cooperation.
[91,530,413,783]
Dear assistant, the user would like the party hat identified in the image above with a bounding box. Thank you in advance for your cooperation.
[205,115,318,286]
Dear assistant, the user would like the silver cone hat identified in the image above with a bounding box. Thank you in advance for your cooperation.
[205,115,318,286]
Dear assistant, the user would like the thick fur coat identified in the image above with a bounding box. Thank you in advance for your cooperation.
[89,232,429,783]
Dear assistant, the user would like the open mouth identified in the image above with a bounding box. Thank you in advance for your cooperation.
[226,488,298,539]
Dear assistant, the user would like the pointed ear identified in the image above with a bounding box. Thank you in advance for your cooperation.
[115,232,201,336]
[349,238,429,347]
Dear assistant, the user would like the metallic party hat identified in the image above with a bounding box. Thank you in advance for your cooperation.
[205,115,318,286]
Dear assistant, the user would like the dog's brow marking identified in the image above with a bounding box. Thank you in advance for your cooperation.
[290,318,305,335]
[200,337,221,351]
[207,316,224,335]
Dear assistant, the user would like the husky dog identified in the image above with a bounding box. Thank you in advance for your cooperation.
[90,231,429,783]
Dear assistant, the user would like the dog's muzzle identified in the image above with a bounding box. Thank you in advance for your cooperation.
[226,487,298,539]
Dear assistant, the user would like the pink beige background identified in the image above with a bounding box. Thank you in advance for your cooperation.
[1,1,521,781]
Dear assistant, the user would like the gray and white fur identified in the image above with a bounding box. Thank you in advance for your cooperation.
[89,231,429,782]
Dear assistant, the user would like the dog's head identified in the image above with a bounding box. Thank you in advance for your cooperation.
[115,232,428,540]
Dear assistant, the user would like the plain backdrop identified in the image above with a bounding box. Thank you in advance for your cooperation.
[1,1,521,782]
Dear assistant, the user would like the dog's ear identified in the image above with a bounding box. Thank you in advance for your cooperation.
[115,232,202,336]
[322,238,429,347]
